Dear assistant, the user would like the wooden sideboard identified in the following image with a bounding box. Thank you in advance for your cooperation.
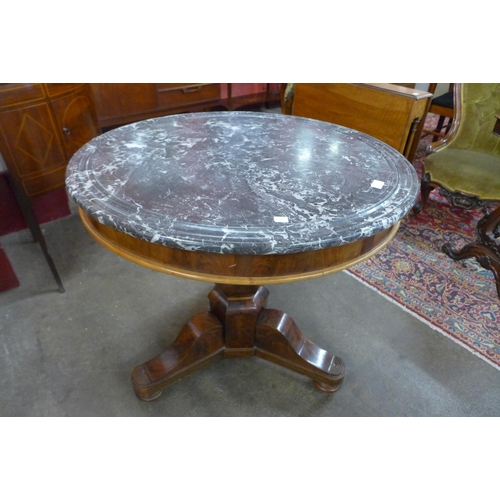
[90,83,222,129]
[291,83,432,162]
[90,84,281,129]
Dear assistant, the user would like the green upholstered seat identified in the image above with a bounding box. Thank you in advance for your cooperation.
[413,83,500,299]
[416,83,500,208]
[424,149,500,200]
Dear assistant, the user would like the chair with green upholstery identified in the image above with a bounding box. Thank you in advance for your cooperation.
[413,83,500,298]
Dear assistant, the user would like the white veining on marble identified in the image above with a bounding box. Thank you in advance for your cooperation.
[66,112,419,254]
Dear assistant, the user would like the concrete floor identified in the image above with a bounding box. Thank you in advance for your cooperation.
[2,207,500,417]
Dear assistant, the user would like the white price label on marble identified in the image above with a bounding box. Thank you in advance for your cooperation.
[371,180,385,189]
[274,216,289,223]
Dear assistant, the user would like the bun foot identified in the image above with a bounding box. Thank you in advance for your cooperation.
[313,379,342,394]
[131,365,164,401]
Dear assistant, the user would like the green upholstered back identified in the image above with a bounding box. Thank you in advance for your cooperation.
[425,83,500,200]
[447,83,500,155]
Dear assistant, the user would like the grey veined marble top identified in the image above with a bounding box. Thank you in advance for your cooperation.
[66,111,419,255]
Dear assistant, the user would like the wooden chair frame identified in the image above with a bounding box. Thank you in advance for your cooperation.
[414,83,500,298]
[423,83,455,140]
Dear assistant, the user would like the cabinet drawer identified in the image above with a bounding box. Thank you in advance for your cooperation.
[0,84,45,109]
[156,83,220,110]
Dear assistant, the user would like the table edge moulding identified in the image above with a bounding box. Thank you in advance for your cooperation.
[66,111,419,401]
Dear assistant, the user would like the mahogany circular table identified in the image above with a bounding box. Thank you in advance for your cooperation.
[66,111,419,401]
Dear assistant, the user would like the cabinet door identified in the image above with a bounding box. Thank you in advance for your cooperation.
[0,102,67,196]
[51,85,100,158]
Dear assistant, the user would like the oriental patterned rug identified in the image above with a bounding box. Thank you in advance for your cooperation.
[346,115,500,369]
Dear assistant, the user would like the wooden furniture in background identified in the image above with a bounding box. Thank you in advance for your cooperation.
[226,83,280,110]
[90,83,222,129]
[0,83,100,292]
[291,83,432,162]
[423,83,455,141]
[413,83,500,299]
[90,84,281,129]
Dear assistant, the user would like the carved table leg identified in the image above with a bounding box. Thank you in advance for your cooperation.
[255,309,345,393]
[132,284,345,400]
[443,205,500,299]
[131,312,225,401]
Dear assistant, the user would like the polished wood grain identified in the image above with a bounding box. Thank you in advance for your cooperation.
[131,284,345,401]
[79,208,399,285]
[78,208,399,399]
[89,84,281,129]
[90,83,222,128]
[291,83,432,162]
[132,311,225,401]
[0,83,100,197]
[90,84,157,125]
[156,83,220,110]
[255,308,344,393]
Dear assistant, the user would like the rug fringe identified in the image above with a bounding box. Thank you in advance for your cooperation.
[344,270,500,372]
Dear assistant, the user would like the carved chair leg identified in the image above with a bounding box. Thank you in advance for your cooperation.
[443,205,500,299]
[413,173,435,215]
[443,242,500,298]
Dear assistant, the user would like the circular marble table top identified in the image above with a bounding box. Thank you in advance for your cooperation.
[66,111,419,255]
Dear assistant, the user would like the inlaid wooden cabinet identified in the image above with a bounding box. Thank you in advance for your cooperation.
[0,83,100,197]
[90,83,222,128]
[0,83,100,292]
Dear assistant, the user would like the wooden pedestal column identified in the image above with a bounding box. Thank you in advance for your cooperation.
[80,209,399,400]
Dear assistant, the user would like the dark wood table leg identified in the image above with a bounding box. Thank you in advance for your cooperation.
[131,312,225,401]
[131,284,345,401]
[255,309,345,393]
